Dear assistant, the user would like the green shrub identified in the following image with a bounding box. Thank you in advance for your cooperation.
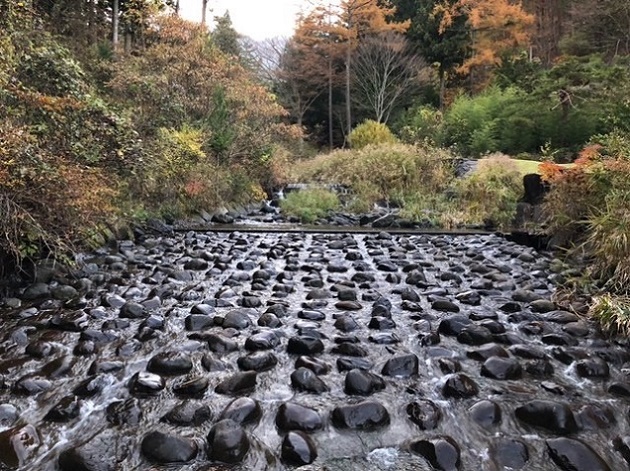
[451,154,523,228]
[349,120,397,149]
[280,189,340,223]
[293,142,455,212]
[590,294,630,336]
[396,106,444,146]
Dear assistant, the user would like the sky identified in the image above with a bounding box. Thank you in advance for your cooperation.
[179,0,322,40]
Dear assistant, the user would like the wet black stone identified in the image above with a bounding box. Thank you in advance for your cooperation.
[25,341,54,359]
[129,372,165,396]
[368,316,397,330]
[238,351,278,372]
[141,431,197,463]
[244,331,279,351]
[409,436,461,471]
[469,400,501,427]
[291,367,328,393]
[201,354,227,372]
[406,400,442,430]
[499,301,522,313]
[512,289,542,303]
[509,345,547,359]
[173,376,209,396]
[13,377,53,395]
[419,331,441,346]
[299,310,326,321]
[207,419,250,464]
[215,371,257,396]
[162,402,212,426]
[442,374,479,399]
[406,270,427,286]
[185,315,214,331]
[205,333,239,353]
[614,436,630,464]
[106,399,142,426]
[222,309,255,330]
[332,401,390,430]
[439,316,472,336]
[546,438,610,471]
[432,299,460,313]
[481,357,523,380]
[306,289,332,300]
[438,358,461,374]
[542,333,579,346]
[287,336,324,355]
[219,397,262,426]
[546,310,580,324]
[337,357,374,371]
[336,300,362,310]
[191,303,215,315]
[344,369,386,395]
[525,359,555,378]
[331,342,368,357]
[400,287,420,302]
[241,296,262,308]
[119,302,146,319]
[455,290,481,305]
[466,344,509,361]
[381,354,419,377]
[147,352,193,376]
[44,395,80,422]
[576,358,610,378]
[529,299,556,313]
[608,382,630,397]
[334,315,360,332]
[257,312,282,328]
[295,356,330,375]
[281,431,318,466]
[490,438,529,470]
[515,400,578,434]
[457,325,494,345]
[276,403,323,432]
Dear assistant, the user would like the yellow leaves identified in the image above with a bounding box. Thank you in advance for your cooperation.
[435,0,534,77]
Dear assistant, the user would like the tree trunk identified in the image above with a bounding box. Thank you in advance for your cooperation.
[112,0,119,49]
[329,58,334,151]
[345,47,352,142]
[439,69,446,112]
[201,0,208,26]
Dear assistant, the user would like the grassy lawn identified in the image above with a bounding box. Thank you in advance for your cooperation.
[512,159,574,175]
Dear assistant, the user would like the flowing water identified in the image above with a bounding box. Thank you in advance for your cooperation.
[0,230,628,470]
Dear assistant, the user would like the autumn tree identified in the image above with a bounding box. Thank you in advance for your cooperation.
[336,0,409,138]
[391,0,469,109]
[287,6,347,149]
[352,32,423,123]
[436,0,534,88]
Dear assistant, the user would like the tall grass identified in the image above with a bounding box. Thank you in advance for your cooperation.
[280,189,340,223]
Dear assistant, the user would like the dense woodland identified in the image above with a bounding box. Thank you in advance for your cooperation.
[1,1,630,328]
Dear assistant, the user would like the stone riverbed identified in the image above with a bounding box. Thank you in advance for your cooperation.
[1,230,630,470]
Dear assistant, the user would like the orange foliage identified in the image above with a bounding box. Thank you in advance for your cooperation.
[436,0,534,78]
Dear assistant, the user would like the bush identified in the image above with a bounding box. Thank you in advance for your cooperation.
[590,294,630,336]
[280,189,340,223]
[542,140,630,295]
[396,106,444,146]
[348,120,397,149]
[450,154,523,229]
[293,142,455,212]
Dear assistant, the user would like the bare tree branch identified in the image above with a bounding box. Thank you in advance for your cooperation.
[352,32,425,123]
